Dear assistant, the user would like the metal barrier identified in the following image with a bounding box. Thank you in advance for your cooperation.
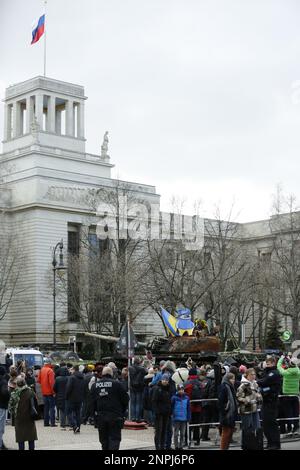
[186,395,300,448]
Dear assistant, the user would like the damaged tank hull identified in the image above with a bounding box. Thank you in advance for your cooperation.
[150,335,221,363]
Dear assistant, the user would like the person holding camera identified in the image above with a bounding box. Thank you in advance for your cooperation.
[257,356,282,450]
[90,366,129,450]
[237,368,263,450]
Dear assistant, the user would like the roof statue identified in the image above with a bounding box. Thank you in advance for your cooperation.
[101,131,109,159]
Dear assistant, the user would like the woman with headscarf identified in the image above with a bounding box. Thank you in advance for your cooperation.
[218,372,238,450]
[8,375,38,450]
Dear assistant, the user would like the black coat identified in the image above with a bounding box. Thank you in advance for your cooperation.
[54,369,69,408]
[91,374,129,421]
[143,377,154,410]
[0,376,10,409]
[257,366,282,403]
[129,364,147,392]
[66,372,85,404]
[218,380,238,428]
[151,382,172,416]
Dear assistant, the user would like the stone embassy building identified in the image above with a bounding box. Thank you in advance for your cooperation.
[0,75,294,349]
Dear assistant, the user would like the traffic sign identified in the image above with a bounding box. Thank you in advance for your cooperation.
[281,330,292,342]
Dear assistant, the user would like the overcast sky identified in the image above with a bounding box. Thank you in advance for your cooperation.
[1,0,300,222]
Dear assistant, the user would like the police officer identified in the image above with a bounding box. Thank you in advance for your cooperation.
[91,366,129,450]
[257,356,282,450]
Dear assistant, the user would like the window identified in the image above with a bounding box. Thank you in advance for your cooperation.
[67,228,80,322]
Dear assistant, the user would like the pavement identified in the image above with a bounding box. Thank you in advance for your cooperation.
[3,419,300,450]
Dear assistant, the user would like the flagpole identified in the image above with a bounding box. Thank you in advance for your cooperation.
[127,315,131,421]
[44,0,47,76]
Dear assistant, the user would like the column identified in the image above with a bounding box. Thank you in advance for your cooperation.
[3,104,11,141]
[20,103,25,135]
[66,100,74,136]
[35,94,44,130]
[48,96,56,133]
[26,97,34,134]
[56,108,62,134]
[13,101,21,138]
[77,101,85,139]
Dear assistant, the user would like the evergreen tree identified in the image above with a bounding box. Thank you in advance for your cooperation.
[265,313,284,350]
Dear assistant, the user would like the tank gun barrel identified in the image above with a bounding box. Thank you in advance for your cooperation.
[83,332,147,347]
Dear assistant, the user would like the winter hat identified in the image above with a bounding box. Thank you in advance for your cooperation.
[161,373,170,381]
[189,368,198,376]
[102,366,113,377]
[222,365,230,374]
[0,366,6,376]
[239,365,247,374]
[44,357,51,364]
[162,360,176,373]
[108,362,117,369]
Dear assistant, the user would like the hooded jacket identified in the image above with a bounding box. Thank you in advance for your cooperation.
[236,376,262,415]
[171,392,191,422]
[53,367,69,407]
[277,357,300,395]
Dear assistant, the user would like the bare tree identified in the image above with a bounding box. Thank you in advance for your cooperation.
[61,180,151,337]
[266,190,300,339]
[0,167,24,322]
[203,208,257,347]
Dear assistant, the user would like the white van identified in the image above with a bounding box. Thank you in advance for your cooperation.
[5,348,44,369]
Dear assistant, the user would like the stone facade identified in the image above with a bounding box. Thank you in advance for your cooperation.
[0,76,162,346]
[0,76,294,349]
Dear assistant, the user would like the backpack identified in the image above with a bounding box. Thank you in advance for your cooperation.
[191,380,203,401]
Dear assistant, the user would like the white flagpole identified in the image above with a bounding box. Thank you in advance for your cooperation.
[127,316,131,421]
[44,0,47,76]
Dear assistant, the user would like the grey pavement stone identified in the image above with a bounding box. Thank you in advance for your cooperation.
[2,420,155,450]
[3,420,300,450]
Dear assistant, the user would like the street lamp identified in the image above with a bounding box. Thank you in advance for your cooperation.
[52,239,66,349]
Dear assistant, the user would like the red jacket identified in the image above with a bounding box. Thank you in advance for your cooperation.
[184,375,202,413]
[38,364,55,396]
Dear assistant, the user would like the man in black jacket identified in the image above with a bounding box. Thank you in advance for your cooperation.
[91,366,129,450]
[66,365,85,433]
[257,356,282,450]
[128,356,147,422]
[0,366,10,450]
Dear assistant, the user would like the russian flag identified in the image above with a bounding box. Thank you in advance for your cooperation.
[31,14,45,44]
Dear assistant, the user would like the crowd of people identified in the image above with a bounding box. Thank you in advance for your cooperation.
[0,352,300,450]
